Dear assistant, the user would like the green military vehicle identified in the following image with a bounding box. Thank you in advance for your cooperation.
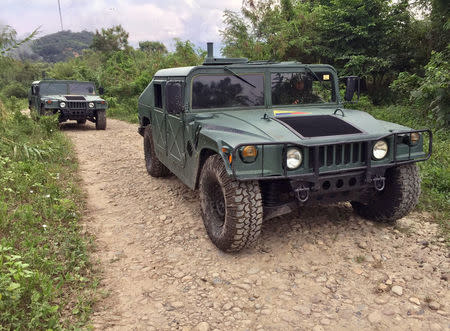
[28,80,107,129]
[138,43,432,252]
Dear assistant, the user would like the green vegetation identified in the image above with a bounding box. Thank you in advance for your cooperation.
[0,98,97,329]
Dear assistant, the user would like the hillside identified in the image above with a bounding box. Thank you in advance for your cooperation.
[31,30,94,62]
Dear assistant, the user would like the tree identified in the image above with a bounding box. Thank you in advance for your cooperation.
[90,25,130,53]
[139,41,167,54]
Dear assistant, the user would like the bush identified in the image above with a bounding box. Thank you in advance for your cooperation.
[390,72,422,102]
[1,82,27,98]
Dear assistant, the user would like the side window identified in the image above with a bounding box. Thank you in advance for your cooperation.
[154,83,162,108]
[166,81,184,115]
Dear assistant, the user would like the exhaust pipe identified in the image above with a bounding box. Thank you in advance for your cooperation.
[207,42,213,58]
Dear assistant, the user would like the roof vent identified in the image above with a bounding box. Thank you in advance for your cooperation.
[203,42,248,65]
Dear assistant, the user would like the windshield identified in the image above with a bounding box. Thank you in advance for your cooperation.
[69,83,95,95]
[192,74,264,109]
[271,71,336,105]
[39,83,67,95]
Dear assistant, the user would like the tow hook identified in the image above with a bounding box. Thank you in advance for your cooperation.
[373,176,386,191]
[295,184,310,203]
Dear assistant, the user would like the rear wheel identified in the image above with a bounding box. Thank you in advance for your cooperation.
[143,125,171,177]
[95,110,106,130]
[351,164,421,222]
[199,155,263,252]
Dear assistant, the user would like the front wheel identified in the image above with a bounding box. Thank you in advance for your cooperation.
[351,163,421,222]
[95,110,106,130]
[199,155,263,252]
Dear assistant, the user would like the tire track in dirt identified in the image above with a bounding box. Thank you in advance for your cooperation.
[63,119,449,331]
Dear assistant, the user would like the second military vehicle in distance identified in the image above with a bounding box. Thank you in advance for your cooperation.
[138,43,432,252]
[29,79,107,129]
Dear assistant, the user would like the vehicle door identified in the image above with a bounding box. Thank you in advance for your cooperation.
[164,80,186,168]
[151,81,167,156]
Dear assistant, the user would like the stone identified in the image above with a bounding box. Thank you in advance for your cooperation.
[378,283,389,292]
[352,267,364,275]
[409,297,420,306]
[428,301,440,310]
[357,241,368,249]
[293,305,311,315]
[222,302,232,311]
[368,311,383,323]
[312,326,324,331]
[171,301,184,308]
[320,318,331,325]
[236,283,251,291]
[436,310,447,316]
[316,276,327,283]
[385,279,393,285]
[195,322,210,331]
[374,297,388,304]
[159,215,167,221]
[391,285,403,296]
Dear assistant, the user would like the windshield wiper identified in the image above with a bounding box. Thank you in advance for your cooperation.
[224,66,256,88]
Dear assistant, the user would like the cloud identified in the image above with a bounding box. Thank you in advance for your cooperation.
[0,0,243,51]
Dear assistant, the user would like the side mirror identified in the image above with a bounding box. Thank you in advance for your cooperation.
[166,81,184,115]
[98,87,104,95]
[343,76,360,102]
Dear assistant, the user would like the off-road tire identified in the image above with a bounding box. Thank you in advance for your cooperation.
[199,154,263,252]
[143,125,171,177]
[95,110,106,130]
[351,163,421,222]
[77,119,86,125]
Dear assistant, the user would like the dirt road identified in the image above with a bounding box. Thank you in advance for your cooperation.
[63,119,449,331]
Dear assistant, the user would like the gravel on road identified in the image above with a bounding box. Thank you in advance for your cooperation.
[63,119,449,331]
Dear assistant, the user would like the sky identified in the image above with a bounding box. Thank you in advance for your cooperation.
[0,0,243,53]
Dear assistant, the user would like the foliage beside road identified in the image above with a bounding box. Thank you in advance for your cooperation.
[0,98,96,329]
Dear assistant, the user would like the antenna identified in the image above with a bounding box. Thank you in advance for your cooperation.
[57,0,64,31]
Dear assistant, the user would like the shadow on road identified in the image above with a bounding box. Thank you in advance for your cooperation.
[59,122,97,131]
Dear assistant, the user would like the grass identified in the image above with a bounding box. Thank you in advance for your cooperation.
[105,96,139,124]
[0,97,97,329]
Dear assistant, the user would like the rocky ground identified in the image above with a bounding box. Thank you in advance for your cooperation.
[63,119,449,331]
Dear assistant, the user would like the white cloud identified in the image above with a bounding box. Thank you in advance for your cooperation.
[0,0,243,51]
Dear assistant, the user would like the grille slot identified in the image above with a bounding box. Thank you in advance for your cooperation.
[68,101,87,109]
[309,142,367,169]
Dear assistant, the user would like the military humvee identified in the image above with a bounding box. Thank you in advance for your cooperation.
[28,80,107,129]
[138,43,432,252]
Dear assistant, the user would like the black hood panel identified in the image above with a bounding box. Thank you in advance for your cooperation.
[65,95,86,100]
[277,115,362,138]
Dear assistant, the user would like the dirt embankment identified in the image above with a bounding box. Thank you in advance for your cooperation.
[63,119,449,331]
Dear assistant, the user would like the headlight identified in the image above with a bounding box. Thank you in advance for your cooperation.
[239,145,258,163]
[89,102,95,108]
[286,147,302,169]
[373,140,388,160]
[59,102,66,108]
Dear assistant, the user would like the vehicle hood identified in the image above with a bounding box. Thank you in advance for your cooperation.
[41,95,105,102]
[194,106,413,147]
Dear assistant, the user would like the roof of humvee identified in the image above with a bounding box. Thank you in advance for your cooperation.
[153,62,335,78]
[32,80,94,85]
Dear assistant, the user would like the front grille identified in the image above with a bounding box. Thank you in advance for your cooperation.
[68,101,87,109]
[309,142,367,169]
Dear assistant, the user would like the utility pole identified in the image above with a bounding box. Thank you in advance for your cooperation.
[58,0,64,31]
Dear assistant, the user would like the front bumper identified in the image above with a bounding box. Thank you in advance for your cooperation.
[230,129,432,185]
